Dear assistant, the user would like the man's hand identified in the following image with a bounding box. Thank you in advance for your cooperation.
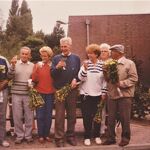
[10,55,17,68]
[101,95,107,101]
[71,79,78,89]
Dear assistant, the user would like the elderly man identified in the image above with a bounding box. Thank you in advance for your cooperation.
[103,44,138,146]
[51,37,80,147]
[8,47,34,144]
[0,55,10,147]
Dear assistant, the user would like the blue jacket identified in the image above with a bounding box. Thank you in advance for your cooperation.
[0,56,9,81]
[51,53,80,89]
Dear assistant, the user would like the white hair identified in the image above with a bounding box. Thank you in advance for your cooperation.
[60,37,72,45]
[20,46,31,54]
[100,43,110,50]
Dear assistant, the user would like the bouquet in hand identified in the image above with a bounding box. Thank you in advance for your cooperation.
[29,87,45,110]
[104,60,123,97]
[93,100,105,124]
[55,83,72,102]
[104,60,119,84]
[0,65,5,73]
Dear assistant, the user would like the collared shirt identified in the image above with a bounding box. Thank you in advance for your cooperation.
[19,59,30,65]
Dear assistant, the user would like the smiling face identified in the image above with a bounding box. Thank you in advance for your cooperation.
[60,43,71,56]
[20,48,31,63]
[100,48,110,61]
[40,51,50,63]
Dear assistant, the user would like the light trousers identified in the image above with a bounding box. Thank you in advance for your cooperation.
[12,94,33,140]
[0,89,8,143]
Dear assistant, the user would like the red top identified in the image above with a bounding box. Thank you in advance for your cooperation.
[32,62,55,94]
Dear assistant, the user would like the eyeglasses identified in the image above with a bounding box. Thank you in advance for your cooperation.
[101,50,109,52]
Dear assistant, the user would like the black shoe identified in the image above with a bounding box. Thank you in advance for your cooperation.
[55,139,64,147]
[26,138,34,143]
[66,137,77,146]
[119,140,129,147]
[102,139,116,145]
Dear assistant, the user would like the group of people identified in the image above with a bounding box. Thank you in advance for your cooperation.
[0,36,138,148]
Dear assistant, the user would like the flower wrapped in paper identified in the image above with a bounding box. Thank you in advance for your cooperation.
[104,60,119,84]
[93,100,105,123]
[29,87,45,110]
[55,83,72,102]
[0,65,6,73]
[104,59,123,97]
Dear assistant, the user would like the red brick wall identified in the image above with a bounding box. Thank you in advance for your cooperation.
[68,14,150,86]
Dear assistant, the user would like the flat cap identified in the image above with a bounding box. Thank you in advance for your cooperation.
[110,44,124,53]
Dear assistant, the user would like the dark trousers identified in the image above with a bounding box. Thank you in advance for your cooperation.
[80,95,101,139]
[54,89,77,140]
[107,97,132,142]
[36,93,54,138]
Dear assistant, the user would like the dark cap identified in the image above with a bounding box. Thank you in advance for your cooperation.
[110,44,124,53]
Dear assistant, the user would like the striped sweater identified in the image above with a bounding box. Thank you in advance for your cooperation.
[8,60,34,95]
[78,59,107,96]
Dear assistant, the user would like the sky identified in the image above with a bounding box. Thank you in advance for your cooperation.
[0,0,150,34]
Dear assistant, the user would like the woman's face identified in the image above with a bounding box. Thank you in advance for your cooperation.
[40,51,50,63]
[87,51,97,61]
[100,48,110,61]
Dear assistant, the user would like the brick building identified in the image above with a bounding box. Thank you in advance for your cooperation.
[68,14,150,86]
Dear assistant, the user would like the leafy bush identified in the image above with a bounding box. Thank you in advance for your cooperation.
[132,83,150,119]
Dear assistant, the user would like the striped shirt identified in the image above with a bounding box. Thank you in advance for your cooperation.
[78,59,107,96]
[8,60,34,95]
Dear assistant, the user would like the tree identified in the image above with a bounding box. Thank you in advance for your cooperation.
[44,22,65,54]
[5,0,33,52]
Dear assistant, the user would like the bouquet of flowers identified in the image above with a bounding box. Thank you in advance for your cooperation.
[104,60,119,84]
[104,59,123,97]
[55,83,72,102]
[93,100,105,123]
[0,65,5,73]
[29,87,45,110]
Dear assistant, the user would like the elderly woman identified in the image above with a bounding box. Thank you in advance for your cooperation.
[78,44,107,146]
[32,46,55,143]
[99,43,111,135]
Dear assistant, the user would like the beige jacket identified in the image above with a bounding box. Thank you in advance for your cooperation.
[108,56,138,100]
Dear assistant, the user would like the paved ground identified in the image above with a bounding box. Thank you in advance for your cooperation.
[1,119,150,150]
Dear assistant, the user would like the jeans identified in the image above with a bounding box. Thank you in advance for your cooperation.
[36,93,54,138]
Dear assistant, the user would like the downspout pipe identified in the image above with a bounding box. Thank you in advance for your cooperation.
[85,19,90,46]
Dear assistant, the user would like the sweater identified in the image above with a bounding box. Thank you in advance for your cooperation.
[51,53,80,89]
[8,60,34,95]
[32,62,55,94]
[78,59,107,96]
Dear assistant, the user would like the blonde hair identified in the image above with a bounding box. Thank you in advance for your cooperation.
[86,44,101,57]
[39,46,53,57]
[60,37,72,45]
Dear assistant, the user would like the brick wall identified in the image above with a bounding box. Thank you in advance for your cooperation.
[68,14,150,86]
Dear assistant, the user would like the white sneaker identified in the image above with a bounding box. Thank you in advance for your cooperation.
[95,137,102,145]
[2,140,10,147]
[84,139,91,146]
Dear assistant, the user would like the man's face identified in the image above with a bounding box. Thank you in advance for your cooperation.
[111,50,120,60]
[60,43,71,56]
[20,48,31,63]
